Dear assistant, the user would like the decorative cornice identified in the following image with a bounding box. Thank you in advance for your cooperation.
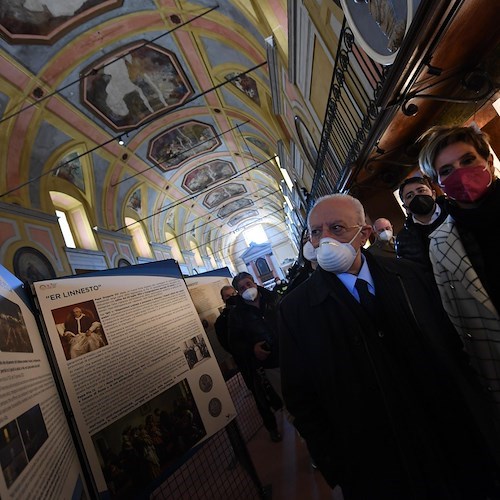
[93,226,132,241]
[0,201,58,223]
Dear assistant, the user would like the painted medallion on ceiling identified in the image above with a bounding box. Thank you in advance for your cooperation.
[228,210,259,227]
[0,1,122,44]
[218,198,254,218]
[225,72,260,105]
[182,160,236,194]
[127,189,141,212]
[203,183,246,209]
[52,152,85,192]
[148,121,220,172]
[82,41,193,131]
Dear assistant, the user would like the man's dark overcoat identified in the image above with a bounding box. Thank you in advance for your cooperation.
[279,252,499,499]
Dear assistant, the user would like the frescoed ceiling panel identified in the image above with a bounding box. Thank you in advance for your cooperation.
[81,42,194,131]
[148,120,221,171]
[0,0,124,44]
[0,1,293,262]
[203,183,247,209]
[217,198,254,218]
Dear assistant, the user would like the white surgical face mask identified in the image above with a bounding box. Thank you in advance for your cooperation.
[316,227,362,274]
[302,240,317,262]
[378,229,393,242]
[241,287,258,301]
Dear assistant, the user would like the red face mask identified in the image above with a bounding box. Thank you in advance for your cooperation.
[440,165,492,203]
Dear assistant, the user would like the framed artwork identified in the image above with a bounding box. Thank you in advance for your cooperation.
[0,1,122,44]
[203,183,246,209]
[294,116,318,168]
[13,247,56,285]
[148,120,221,172]
[82,42,193,131]
[340,0,414,65]
[182,160,236,194]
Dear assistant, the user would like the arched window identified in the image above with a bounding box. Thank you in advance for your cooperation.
[125,217,152,258]
[50,192,97,250]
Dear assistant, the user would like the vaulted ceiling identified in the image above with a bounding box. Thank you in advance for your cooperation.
[0,0,297,266]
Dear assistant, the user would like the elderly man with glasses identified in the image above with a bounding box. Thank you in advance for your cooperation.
[279,193,499,499]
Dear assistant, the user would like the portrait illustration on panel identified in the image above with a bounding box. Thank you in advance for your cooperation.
[225,72,260,105]
[148,121,221,172]
[218,198,253,219]
[228,209,259,227]
[203,183,246,209]
[82,42,193,131]
[53,152,85,192]
[182,160,236,194]
[51,300,108,361]
[0,0,122,44]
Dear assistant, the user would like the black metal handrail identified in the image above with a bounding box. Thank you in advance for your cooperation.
[308,18,388,209]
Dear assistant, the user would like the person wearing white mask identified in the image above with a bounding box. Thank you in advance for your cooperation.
[366,217,396,258]
[279,193,500,499]
[285,230,319,295]
[228,272,283,442]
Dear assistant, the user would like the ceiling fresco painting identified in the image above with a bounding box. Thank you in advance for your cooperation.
[148,120,221,172]
[0,0,122,43]
[225,72,261,105]
[228,209,259,227]
[52,152,85,192]
[82,42,193,131]
[182,160,236,194]
[127,189,141,212]
[217,198,254,219]
[245,136,271,156]
[0,0,305,274]
[203,183,247,209]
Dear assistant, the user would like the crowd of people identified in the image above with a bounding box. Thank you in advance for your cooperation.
[214,125,500,499]
[101,400,205,497]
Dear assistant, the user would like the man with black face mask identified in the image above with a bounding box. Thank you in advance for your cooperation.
[395,176,448,267]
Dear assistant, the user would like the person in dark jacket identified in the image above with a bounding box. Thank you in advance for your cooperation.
[285,228,318,296]
[279,193,499,499]
[214,285,238,353]
[395,176,448,267]
[366,217,397,258]
[227,273,283,442]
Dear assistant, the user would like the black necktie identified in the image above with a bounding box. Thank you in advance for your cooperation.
[355,278,376,317]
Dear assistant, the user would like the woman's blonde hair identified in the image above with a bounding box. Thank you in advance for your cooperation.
[418,125,491,182]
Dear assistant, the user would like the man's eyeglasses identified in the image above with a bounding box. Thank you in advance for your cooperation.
[310,224,361,239]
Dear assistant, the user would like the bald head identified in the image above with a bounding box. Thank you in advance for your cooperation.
[373,218,392,234]
[308,194,365,232]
